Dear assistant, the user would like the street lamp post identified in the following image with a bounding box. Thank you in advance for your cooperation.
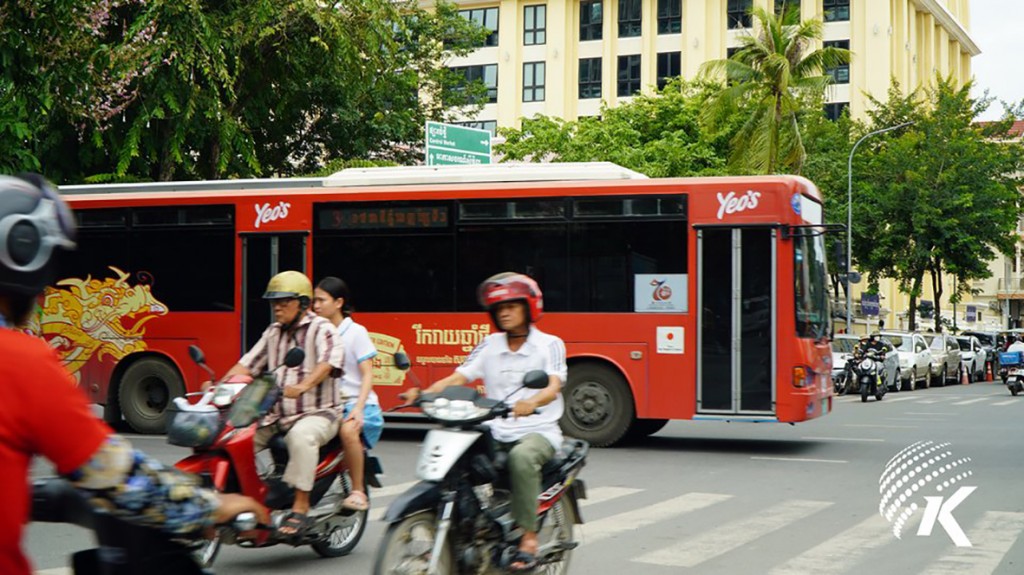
[846,121,914,333]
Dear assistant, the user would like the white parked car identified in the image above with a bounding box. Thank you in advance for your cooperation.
[880,331,932,391]
[956,335,986,382]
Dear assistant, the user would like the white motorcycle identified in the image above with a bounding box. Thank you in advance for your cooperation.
[374,366,588,575]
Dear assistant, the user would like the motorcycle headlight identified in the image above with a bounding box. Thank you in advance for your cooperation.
[421,398,491,422]
[859,359,873,370]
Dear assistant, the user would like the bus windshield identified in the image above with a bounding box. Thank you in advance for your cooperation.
[794,233,830,339]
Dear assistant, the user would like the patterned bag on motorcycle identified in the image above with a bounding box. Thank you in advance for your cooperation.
[166,399,222,448]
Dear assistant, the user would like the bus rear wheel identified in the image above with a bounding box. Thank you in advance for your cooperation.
[560,364,634,447]
[119,358,184,434]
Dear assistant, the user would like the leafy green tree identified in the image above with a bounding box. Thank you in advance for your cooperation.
[855,78,1024,330]
[2,0,486,183]
[496,79,734,177]
[699,6,849,175]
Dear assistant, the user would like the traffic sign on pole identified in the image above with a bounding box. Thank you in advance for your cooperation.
[425,121,491,165]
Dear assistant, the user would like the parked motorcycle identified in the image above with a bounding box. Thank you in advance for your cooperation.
[374,368,588,575]
[32,476,250,574]
[851,350,886,402]
[170,345,381,567]
[998,351,1024,396]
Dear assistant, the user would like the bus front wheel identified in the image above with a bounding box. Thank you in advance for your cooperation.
[560,364,634,447]
[119,358,184,434]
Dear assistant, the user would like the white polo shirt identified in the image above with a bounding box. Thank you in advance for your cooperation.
[337,317,380,406]
[455,327,567,449]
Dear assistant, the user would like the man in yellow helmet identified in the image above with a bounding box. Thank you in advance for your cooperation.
[219,271,344,540]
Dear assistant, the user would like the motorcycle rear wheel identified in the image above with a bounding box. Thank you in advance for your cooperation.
[312,474,368,557]
[373,512,454,575]
[533,498,577,575]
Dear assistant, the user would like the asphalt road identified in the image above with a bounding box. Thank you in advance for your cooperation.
[28,379,1024,574]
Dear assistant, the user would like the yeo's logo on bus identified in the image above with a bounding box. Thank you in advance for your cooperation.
[254,201,292,229]
[716,190,761,220]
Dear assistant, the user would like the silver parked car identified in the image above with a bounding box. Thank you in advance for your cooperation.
[924,333,961,386]
[881,331,932,391]
[956,335,986,382]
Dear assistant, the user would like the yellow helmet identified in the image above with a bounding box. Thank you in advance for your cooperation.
[263,271,313,302]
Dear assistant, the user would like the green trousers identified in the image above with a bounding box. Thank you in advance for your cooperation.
[495,433,556,532]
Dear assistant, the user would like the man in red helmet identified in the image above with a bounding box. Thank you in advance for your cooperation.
[404,272,566,572]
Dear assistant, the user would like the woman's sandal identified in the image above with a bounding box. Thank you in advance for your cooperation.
[342,490,369,511]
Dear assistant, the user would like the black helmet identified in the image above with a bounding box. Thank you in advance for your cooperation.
[0,174,76,297]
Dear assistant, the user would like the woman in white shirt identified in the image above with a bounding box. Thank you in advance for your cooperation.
[312,276,383,511]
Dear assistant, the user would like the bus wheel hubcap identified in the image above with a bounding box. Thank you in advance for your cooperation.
[571,382,611,426]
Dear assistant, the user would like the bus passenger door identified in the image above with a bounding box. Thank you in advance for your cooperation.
[241,233,308,352]
[697,228,776,415]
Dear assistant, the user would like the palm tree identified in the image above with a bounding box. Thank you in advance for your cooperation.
[700,6,850,175]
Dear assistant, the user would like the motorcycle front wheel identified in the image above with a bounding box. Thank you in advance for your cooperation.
[373,512,454,575]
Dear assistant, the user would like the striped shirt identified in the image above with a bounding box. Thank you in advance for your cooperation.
[239,311,344,429]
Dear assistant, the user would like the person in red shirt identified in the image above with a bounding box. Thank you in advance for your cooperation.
[0,174,268,575]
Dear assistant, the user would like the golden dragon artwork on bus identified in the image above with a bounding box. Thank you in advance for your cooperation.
[23,266,168,382]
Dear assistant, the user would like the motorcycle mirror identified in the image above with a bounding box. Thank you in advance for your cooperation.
[522,370,549,389]
[394,351,411,371]
[188,345,206,365]
[284,348,305,368]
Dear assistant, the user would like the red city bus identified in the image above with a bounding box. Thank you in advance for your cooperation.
[50,163,833,445]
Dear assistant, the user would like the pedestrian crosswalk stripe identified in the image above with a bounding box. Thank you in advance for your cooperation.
[768,514,893,575]
[579,486,642,507]
[920,511,1024,574]
[950,397,989,405]
[579,492,732,546]
[632,499,832,568]
[991,399,1017,406]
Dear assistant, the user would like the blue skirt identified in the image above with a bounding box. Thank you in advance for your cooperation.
[343,401,384,449]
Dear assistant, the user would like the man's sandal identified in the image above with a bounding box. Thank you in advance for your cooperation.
[277,511,312,542]
[342,490,369,511]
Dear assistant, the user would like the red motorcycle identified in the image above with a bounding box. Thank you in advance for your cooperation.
[169,345,382,567]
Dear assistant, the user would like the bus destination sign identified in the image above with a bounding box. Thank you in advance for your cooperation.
[320,206,449,230]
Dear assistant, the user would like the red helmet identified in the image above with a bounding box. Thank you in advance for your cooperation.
[477,272,543,325]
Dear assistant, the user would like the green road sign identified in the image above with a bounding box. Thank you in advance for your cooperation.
[425,121,491,165]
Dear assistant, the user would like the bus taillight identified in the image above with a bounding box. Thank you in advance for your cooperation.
[792,366,813,388]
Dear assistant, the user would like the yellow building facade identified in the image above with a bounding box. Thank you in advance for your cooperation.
[438,0,984,334]
[438,0,977,133]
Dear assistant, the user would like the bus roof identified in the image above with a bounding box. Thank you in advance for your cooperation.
[323,162,648,186]
[57,163,647,195]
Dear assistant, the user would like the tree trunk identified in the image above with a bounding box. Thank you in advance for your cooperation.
[930,259,944,332]
[205,137,222,180]
[907,275,923,332]
[158,121,175,182]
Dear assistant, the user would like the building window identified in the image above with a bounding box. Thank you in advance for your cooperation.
[452,64,499,104]
[579,57,602,99]
[459,7,499,47]
[823,0,849,22]
[456,120,497,137]
[618,0,642,37]
[617,54,641,96]
[524,5,547,45]
[727,47,740,59]
[523,61,546,102]
[824,102,849,121]
[727,0,752,29]
[774,0,800,19]
[656,51,681,90]
[824,40,850,84]
[657,0,682,34]
[580,0,603,41]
